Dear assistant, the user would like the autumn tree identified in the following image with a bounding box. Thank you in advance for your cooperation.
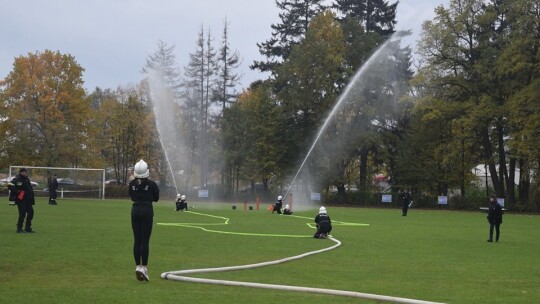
[91,85,160,185]
[411,0,540,209]
[0,50,92,168]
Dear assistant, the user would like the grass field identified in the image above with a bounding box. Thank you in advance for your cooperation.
[1,198,539,304]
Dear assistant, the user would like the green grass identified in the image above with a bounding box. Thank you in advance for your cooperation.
[1,198,539,304]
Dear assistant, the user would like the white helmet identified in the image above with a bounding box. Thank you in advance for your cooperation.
[319,206,327,214]
[181,195,186,200]
[177,194,181,199]
[277,195,283,201]
[285,204,289,209]
[134,159,149,178]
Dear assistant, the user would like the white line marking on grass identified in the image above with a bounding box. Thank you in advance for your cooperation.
[158,211,444,304]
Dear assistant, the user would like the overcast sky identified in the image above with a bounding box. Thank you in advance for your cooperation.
[0,0,449,92]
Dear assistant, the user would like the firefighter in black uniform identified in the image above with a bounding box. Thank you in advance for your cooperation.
[283,204,293,215]
[8,168,36,233]
[129,159,159,282]
[314,206,332,238]
[175,194,188,211]
[487,195,503,242]
[400,189,412,216]
[273,195,283,214]
[48,174,59,205]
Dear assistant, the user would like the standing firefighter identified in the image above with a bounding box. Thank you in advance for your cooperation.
[129,159,159,282]
[48,174,58,205]
[314,206,332,238]
[8,168,36,233]
[273,195,283,214]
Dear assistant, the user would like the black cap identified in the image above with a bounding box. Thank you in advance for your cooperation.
[19,168,27,173]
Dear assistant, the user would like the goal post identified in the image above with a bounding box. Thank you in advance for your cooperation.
[8,166,106,200]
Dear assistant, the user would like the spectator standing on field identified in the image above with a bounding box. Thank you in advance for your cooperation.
[487,195,503,242]
[8,168,36,233]
[400,189,412,216]
[313,206,332,238]
[48,174,58,205]
[129,159,159,282]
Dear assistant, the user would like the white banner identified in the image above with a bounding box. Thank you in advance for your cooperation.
[311,192,321,201]
[438,196,448,205]
[381,194,392,203]
[198,189,209,198]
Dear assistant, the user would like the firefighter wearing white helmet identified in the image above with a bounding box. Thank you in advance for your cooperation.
[175,194,188,212]
[273,195,283,214]
[128,159,159,282]
[313,206,332,238]
[283,204,293,215]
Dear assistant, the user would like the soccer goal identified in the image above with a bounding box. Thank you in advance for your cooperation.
[8,166,106,200]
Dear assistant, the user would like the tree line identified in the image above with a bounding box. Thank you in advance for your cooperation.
[1,0,538,210]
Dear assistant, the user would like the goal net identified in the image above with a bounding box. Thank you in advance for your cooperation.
[8,166,105,200]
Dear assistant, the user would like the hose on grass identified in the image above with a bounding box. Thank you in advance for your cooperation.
[161,236,445,304]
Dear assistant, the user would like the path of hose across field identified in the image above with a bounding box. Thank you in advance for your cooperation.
[157,211,444,304]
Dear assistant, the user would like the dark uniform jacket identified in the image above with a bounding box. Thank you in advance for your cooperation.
[128,178,159,204]
[487,202,503,225]
[49,178,59,191]
[401,192,411,205]
[315,213,332,232]
[8,174,36,205]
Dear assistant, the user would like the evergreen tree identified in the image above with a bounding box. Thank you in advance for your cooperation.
[142,40,183,187]
[142,40,181,90]
[251,0,326,73]
[182,26,219,189]
[332,0,398,36]
[216,18,242,112]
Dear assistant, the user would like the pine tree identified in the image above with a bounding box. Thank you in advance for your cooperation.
[332,0,398,36]
[142,40,181,91]
[182,26,219,189]
[216,18,242,112]
[251,0,326,73]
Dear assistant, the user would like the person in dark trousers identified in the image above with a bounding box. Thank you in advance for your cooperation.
[314,206,332,238]
[175,194,188,211]
[7,168,36,233]
[487,195,503,242]
[273,195,283,214]
[283,204,293,215]
[400,189,412,216]
[129,159,159,282]
[48,174,58,205]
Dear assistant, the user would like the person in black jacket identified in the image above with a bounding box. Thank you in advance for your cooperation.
[174,194,188,211]
[400,190,412,216]
[8,168,36,233]
[313,206,332,238]
[48,174,59,205]
[273,195,283,214]
[129,159,159,281]
[283,204,292,215]
[487,196,503,242]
